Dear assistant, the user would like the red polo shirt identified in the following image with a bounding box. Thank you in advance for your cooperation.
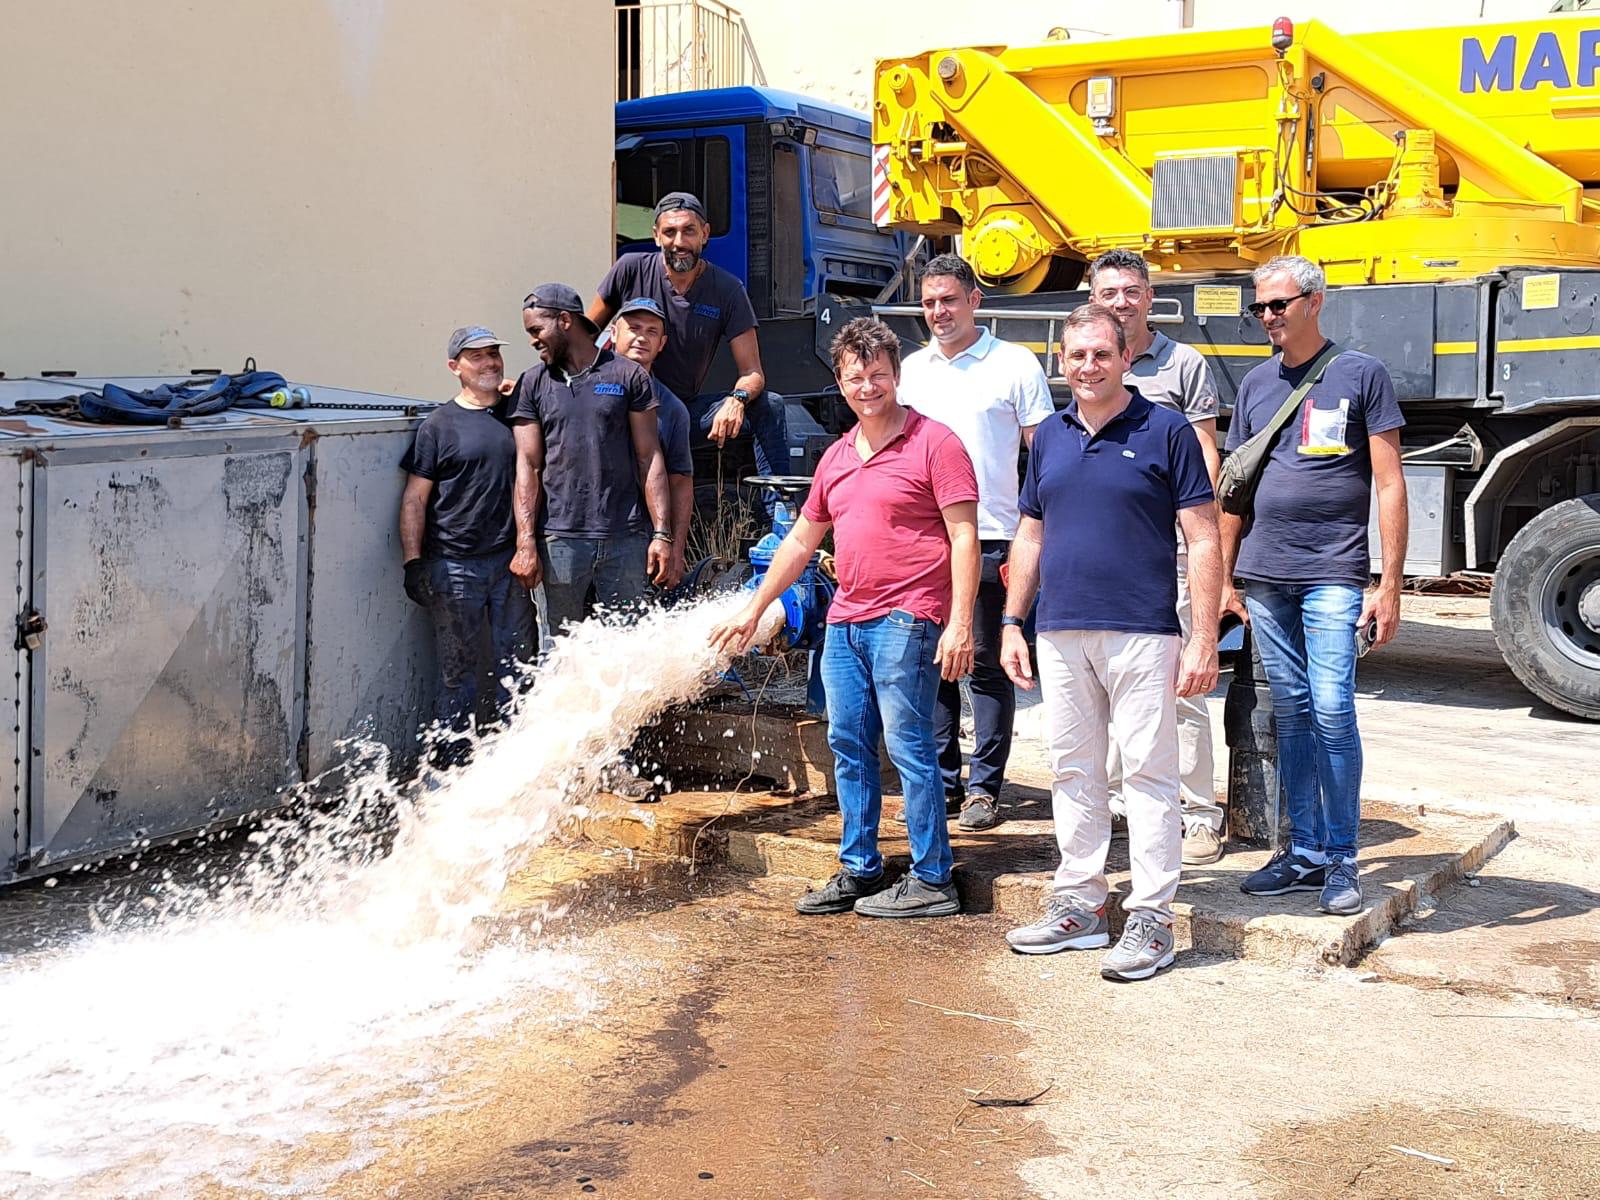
[802,407,978,625]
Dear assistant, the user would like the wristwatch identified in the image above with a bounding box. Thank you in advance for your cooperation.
[1000,615,1027,629]
[725,388,750,404]
[651,529,674,544]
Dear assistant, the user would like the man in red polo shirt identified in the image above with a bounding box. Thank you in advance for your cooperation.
[710,317,980,919]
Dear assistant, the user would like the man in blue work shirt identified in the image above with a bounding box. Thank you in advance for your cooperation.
[1222,255,1408,918]
[999,304,1221,982]
[508,284,672,635]
[610,296,695,590]
[399,325,537,761]
[588,192,790,487]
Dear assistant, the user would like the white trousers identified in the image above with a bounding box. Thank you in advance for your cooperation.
[1037,629,1183,919]
[1106,550,1221,831]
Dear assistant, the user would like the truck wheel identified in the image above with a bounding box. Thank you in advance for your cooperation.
[1490,495,1600,720]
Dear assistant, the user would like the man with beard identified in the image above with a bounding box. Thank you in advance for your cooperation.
[508,284,672,634]
[588,192,789,485]
[399,325,537,754]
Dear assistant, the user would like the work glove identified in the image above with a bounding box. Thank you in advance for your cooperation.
[403,558,433,607]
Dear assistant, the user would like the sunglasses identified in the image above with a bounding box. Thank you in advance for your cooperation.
[1247,291,1311,319]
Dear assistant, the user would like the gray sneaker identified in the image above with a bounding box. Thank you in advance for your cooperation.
[795,869,884,916]
[957,791,1001,831]
[853,873,961,919]
[1005,899,1110,955]
[1099,913,1177,981]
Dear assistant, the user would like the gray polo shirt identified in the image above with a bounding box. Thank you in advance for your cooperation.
[1127,331,1218,425]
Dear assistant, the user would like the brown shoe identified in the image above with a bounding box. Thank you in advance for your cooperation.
[957,791,1001,831]
[1181,823,1225,866]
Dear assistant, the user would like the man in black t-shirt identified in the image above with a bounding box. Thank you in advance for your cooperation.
[399,326,537,749]
[588,192,790,484]
[509,284,672,635]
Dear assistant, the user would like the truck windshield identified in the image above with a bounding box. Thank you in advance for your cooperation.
[616,136,731,246]
[810,146,871,219]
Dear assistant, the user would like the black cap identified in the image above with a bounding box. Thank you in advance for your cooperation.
[446,325,508,359]
[522,283,599,336]
[653,191,707,222]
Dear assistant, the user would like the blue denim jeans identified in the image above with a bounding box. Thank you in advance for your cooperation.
[685,389,791,478]
[1243,582,1364,860]
[539,532,651,634]
[820,610,952,886]
[426,553,538,732]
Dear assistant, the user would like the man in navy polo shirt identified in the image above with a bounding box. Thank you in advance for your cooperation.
[587,192,790,487]
[999,304,1221,982]
[508,283,672,635]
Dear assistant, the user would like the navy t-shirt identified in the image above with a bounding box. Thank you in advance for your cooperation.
[401,397,517,559]
[511,349,656,538]
[652,378,694,477]
[1019,390,1214,636]
[597,251,757,401]
[1225,344,1405,586]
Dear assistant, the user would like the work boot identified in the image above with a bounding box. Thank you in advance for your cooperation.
[795,869,884,916]
[1239,846,1327,896]
[891,788,963,824]
[957,791,1001,831]
[853,873,960,919]
[1181,822,1225,866]
[1099,912,1177,982]
[1318,856,1363,916]
[1005,899,1109,955]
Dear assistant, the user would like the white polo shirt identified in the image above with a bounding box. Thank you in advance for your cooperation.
[900,328,1055,540]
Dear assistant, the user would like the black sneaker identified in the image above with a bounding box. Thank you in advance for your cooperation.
[957,791,1001,831]
[1239,847,1328,896]
[853,873,961,919]
[795,869,885,915]
[891,788,964,824]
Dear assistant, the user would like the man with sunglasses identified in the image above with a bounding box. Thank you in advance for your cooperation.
[1220,255,1408,918]
[1089,249,1226,865]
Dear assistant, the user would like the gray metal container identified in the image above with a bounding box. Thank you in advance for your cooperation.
[0,378,439,884]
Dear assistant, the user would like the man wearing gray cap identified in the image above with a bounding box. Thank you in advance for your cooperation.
[509,284,672,634]
[588,192,790,486]
[399,325,537,757]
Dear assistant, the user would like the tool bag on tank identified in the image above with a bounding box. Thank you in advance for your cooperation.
[1216,342,1340,516]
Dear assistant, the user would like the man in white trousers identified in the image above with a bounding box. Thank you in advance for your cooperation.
[999,304,1222,982]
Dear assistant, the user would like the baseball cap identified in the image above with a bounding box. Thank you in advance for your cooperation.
[522,283,599,336]
[447,325,507,359]
[615,296,667,323]
[653,191,707,222]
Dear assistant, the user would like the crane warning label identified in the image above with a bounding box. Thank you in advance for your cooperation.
[1193,286,1242,317]
[1522,274,1560,311]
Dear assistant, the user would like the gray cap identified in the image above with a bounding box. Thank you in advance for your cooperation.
[615,296,667,324]
[447,325,507,359]
[653,191,707,222]
[522,283,599,336]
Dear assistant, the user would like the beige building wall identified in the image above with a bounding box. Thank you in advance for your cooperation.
[732,0,1560,112]
[2,1,613,399]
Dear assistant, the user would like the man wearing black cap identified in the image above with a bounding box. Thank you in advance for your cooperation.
[400,325,537,751]
[611,296,694,589]
[587,192,790,483]
[509,284,672,634]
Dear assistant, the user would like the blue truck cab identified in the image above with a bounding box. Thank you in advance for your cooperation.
[614,87,910,319]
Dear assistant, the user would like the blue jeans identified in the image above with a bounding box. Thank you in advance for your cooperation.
[426,553,538,731]
[935,541,1014,800]
[685,390,791,478]
[539,532,651,634]
[1243,582,1364,860]
[820,610,952,886]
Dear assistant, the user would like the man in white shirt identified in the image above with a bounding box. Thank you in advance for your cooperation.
[1089,248,1227,865]
[898,254,1056,830]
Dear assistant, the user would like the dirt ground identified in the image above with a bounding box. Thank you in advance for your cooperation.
[13,596,1600,1198]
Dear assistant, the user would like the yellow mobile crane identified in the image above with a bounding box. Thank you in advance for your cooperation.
[869,15,1600,718]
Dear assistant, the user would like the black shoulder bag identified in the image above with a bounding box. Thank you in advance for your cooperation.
[1216,342,1341,516]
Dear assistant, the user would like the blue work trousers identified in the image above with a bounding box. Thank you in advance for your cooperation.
[539,532,651,635]
[685,389,791,478]
[427,553,538,732]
